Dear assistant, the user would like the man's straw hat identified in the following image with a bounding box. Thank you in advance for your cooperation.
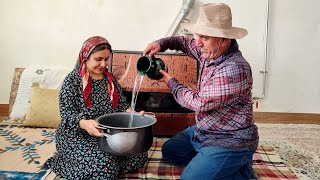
[182,3,247,39]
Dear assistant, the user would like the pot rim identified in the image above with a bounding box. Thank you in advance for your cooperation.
[96,112,157,130]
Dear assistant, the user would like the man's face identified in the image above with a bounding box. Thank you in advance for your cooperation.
[195,34,222,60]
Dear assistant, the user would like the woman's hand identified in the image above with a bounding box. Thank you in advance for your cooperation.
[79,119,103,137]
[126,108,145,116]
[125,108,133,113]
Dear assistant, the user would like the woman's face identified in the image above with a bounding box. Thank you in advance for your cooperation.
[86,49,111,79]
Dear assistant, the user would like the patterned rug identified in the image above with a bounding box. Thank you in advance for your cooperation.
[0,124,55,180]
[1,123,316,180]
[0,125,55,172]
[260,140,319,180]
[118,139,298,180]
[257,123,320,180]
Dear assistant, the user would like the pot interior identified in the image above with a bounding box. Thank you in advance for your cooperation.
[97,113,156,129]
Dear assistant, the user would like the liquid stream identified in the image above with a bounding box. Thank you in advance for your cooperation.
[128,74,144,127]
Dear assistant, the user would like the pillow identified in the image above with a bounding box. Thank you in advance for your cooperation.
[9,67,49,120]
[9,66,70,122]
[23,83,60,128]
[8,68,25,116]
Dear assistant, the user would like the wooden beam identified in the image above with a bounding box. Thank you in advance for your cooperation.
[0,104,9,116]
[254,112,320,124]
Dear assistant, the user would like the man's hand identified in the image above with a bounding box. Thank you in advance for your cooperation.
[158,69,174,83]
[79,119,103,137]
[143,42,161,57]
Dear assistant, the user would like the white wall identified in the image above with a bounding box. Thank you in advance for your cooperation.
[0,0,182,102]
[1,0,320,114]
[263,0,320,113]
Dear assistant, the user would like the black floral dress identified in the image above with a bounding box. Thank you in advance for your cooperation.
[45,69,148,179]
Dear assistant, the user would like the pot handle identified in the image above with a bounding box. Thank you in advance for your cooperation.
[101,133,111,138]
[96,124,111,131]
[96,124,113,138]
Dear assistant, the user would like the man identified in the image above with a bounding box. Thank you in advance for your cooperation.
[143,3,259,180]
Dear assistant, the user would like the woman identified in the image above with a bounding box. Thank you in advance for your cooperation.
[45,36,148,179]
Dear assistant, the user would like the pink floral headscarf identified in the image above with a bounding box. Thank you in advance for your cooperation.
[77,36,119,108]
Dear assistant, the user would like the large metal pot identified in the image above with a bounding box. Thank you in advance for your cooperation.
[96,112,157,156]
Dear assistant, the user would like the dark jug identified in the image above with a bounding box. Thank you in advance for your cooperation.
[136,55,168,80]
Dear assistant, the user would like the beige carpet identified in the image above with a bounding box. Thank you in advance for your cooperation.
[257,123,320,180]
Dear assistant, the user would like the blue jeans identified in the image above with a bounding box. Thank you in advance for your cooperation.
[162,126,255,180]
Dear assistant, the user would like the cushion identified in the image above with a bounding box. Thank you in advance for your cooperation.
[23,83,60,128]
[9,66,70,123]
[9,67,49,120]
[8,68,25,116]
